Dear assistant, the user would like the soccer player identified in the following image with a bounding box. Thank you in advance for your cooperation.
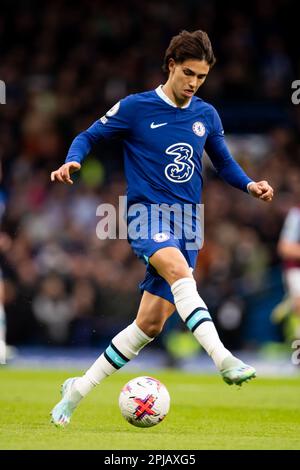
[50,30,274,427]
[272,205,300,338]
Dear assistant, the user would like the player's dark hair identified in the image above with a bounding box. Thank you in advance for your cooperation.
[162,30,216,74]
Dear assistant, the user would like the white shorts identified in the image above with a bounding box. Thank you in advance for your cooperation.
[284,268,300,297]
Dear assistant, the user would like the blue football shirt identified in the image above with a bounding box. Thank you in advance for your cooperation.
[66,85,252,207]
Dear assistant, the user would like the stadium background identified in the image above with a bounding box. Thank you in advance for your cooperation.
[0,0,299,363]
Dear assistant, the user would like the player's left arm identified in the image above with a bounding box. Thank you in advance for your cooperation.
[204,106,274,202]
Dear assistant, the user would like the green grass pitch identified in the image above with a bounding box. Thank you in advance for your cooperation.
[0,368,300,450]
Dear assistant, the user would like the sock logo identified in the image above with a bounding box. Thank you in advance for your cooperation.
[104,343,130,369]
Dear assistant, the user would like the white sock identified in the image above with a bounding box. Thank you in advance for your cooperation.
[75,321,153,397]
[171,277,231,369]
[0,304,6,365]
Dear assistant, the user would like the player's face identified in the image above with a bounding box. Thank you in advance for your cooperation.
[168,59,210,105]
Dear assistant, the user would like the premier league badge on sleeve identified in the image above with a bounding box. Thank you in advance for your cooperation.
[106,101,120,117]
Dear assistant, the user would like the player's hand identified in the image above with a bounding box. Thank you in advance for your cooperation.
[50,162,81,185]
[247,180,274,202]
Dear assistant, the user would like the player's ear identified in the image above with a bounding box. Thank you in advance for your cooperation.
[168,58,176,74]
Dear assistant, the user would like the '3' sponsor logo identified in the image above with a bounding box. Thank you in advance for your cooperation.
[164,143,194,183]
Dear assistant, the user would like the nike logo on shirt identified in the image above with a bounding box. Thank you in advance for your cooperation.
[150,122,168,129]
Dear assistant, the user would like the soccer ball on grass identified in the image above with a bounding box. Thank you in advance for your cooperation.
[119,376,170,428]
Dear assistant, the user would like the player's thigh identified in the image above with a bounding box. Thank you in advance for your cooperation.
[149,246,193,285]
[135,291,175,337]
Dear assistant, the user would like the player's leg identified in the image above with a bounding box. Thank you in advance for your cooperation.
[75,292,174,393]
[271,269,300,324]
[135,291,175,337]
[51,291,174,427]
[282,269,300,341]
[286,269,300,317]
[150,246,256,385]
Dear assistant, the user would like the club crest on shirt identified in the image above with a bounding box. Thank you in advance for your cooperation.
[153,232,170,242]
[106,101,120,117]
[192,121,205,137]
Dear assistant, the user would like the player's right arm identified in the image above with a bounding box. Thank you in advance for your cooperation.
[50,96,135,184]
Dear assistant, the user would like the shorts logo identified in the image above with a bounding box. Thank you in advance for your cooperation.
[106,101,120,117]
[192,121,205,137]
[153,232,170,242]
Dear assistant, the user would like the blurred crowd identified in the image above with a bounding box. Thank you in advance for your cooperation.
[0,0,299,349]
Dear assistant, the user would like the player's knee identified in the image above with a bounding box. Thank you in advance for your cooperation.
[165,262,192,285]
[137,319,164,338]
[146,324,163,338]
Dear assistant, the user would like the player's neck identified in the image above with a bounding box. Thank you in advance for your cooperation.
[161,83,189,108]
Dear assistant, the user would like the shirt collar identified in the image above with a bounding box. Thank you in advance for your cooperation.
[155,84,192,109]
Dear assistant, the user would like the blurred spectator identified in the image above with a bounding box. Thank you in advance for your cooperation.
[69,279,99,346]
[32,273,73,345]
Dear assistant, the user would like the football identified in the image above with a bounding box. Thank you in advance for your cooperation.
[119,376,170,427]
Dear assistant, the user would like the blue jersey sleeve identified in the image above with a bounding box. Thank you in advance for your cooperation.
[65,95,135,164]
[204,106,253,192]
